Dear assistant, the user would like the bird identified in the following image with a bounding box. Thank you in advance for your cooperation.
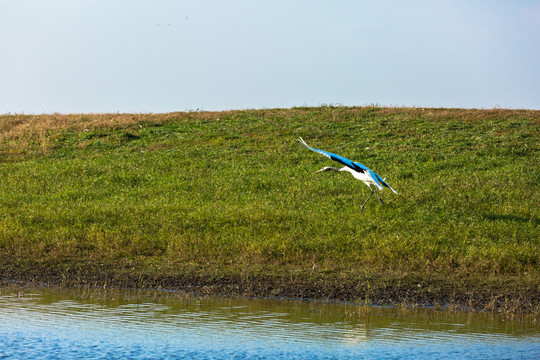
[298,137,398,213]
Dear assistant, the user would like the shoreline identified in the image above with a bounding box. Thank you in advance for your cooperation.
[2,260,538,314]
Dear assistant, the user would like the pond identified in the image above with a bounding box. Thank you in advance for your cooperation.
[0,286,538,359]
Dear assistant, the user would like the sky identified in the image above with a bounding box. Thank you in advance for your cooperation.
[1,0,539,113]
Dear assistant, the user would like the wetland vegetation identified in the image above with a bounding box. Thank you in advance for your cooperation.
[0,106,538,312]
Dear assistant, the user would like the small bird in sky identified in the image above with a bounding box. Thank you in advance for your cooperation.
[299,137,398,213]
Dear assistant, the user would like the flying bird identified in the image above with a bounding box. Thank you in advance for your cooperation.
[299,137,398,213]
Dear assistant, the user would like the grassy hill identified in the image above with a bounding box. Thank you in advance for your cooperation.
[1,106,538,312]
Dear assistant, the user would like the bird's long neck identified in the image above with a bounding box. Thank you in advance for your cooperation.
[316,166,343,173]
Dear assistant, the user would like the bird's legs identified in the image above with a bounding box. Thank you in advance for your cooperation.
[361,187,374,213]
[376,187,384,204]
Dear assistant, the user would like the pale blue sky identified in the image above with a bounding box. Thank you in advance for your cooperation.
[1,0,539,113]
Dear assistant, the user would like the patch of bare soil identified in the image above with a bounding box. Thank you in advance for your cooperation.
[1,259,538,314]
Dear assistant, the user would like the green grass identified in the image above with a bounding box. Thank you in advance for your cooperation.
[0,107,538,309]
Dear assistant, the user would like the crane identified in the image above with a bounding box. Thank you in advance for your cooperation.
[299,137,398,213]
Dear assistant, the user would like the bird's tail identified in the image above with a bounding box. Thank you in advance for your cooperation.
[386,184,398,194]
[378,176,398,194]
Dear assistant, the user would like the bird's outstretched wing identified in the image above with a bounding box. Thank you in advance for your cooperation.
[298,137,370,174]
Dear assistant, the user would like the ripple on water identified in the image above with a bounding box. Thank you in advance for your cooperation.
[0,289,539,359]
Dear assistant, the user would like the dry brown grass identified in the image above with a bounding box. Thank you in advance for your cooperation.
[0,111,240,160]
[373,107,540,122]
[0,113,166,139]
[0,110,246,139]
[2,106,537,160]
[2,107,537,140]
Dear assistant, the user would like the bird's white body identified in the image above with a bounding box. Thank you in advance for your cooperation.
[317,165,378,189]
[338,166,377,188]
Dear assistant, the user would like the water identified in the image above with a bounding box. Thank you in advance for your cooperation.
[0,287,538,359]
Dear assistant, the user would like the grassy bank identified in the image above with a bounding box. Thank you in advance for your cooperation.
[1,107,539,312]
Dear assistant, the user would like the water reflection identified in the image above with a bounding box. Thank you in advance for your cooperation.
[1,287,538,359]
